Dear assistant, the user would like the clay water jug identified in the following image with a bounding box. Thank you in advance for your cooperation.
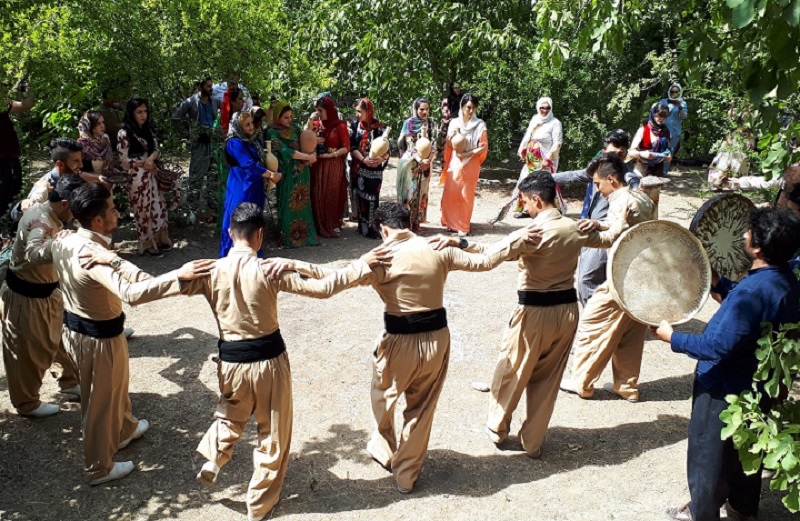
[369,127,391,158]
[300,129,317,154]
[265,142,279,189]
[416,126,432,160]
[451,133,467,154]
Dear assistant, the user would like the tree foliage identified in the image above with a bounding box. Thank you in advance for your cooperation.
[1,0,325,149]
[722,320,800,512]
[531,0,800,176]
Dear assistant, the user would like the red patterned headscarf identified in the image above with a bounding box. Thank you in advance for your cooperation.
[357,98,384,155]
[317,96,343,139]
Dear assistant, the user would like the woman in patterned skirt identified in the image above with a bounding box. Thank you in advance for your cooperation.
[349,98,388,238]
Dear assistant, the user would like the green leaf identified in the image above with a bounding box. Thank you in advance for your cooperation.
[784,0,800,27]
[731,0,756,27]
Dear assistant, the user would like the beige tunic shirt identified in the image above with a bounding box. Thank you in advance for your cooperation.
[584,187,654,249]
[466,208,588,292]
[10,202,62,284]
[51,228,181,320]
[181,246,372,341]
[337,230,512,315]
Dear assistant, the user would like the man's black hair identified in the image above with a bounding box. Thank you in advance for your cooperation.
[374,202,411,230]
[49,138,83,164]
[748,208,800,265]
[70,183,112,229]
[587,152,626,183]
[603,129,630,149]
[49,175,86,203]
[518,171,557,205]
[230,202,266,240]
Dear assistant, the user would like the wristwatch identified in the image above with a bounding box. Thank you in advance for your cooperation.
[110,257,122,269]
[458,238,469,250]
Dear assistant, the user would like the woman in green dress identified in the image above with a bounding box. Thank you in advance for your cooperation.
[265,102,320,248]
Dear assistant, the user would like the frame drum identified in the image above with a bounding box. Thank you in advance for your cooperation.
[689,193,755,281]
[607,220,711,326]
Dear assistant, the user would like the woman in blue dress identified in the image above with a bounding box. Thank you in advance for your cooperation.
[219,111,282,257]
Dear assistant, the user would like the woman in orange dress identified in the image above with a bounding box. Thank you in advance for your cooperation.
[440,93,488,236]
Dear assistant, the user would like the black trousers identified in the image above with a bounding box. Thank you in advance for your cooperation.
[688,382,762,520]
[0,157,22,218]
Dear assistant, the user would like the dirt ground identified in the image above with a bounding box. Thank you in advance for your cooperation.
[1,159,797,521]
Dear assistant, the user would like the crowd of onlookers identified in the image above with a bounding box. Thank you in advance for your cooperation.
[8,73,799,261]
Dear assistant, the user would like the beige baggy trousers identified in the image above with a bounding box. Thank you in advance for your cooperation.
[367,327,450,490]
[570,283,647,401]
[1,284,79,414]
[486,302,579,455]
[63,328,139,480]
[197,352,293,520]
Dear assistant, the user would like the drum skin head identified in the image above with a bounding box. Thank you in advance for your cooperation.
[608,220,711,326]
[690,193,755,282]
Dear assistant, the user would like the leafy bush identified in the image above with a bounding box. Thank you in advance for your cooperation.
[722,321,800,512]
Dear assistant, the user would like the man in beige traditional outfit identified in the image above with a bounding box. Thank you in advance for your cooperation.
[1,176,84,417]
[431,171,619,458]
[321,202,526,494]
[560,153,654,402]
[180,203,388,521]
[48,183,214,485]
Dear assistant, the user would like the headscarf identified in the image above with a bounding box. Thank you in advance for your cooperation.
[317,96,345,140]
[227,111,265,163]
[647,103,670,146]
[268,101,296,141]
[356,98,384,155]
[77,112,112,164]
[532,97,555,126]
[665,82,683,100]
[451,94,486,149]
[220,87,241,134]
[446,95,486,172]
[402,97,432,138]
[441,99,451,121]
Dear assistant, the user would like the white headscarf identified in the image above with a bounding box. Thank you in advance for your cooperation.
[532,97,555,126]
[447,95,486,170]
[449,95,486,149]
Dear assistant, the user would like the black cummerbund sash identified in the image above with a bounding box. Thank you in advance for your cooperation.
[5,269,59,299]
[518,288,578,307]
[64,311,126,339]
[217,329,286,363]
[384,308,448,335]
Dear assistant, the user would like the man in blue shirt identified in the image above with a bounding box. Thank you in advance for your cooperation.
[173,77,221,205]
[656,208,800,521]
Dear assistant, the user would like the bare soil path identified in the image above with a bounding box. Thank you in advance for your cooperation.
[1,160,794,520]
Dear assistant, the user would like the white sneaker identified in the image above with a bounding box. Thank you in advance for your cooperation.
[59,385,81,397]
[21,402,60,418]
[119,419,149,450]
[559,379,591,399]
[123,327,135,338]
[89,461,135,486]
[196,460,220,487]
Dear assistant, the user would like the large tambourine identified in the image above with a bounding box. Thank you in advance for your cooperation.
[608,220,711,326]
[689,193,755,282]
